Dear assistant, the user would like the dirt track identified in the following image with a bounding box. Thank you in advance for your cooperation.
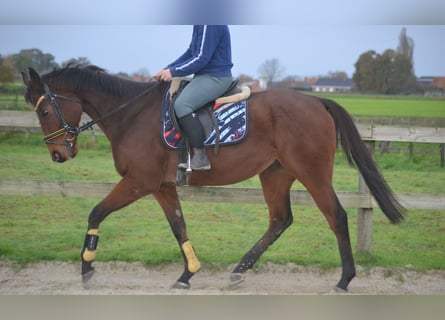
[1,261,444,295]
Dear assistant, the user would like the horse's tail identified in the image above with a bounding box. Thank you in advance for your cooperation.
[319,97,405,224]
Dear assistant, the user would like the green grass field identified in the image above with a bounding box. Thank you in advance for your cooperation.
[2,90,445,117]
[0,131,444,271]
[0,92,444,271]
[311,93,445,118]
[0,93,29,111]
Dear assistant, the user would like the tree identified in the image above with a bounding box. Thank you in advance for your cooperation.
[328,71,348,80]
[353,50,378,93]
[0,55,15,84]
[258,58,285,83]
[61,57,91,68]
[396,28,417,93]
[238,73,254,83]
[131,67,151,80]
[375,49,395,93]
[13,48,58,74]
[134,67,150,77]
[353,28,417,94]
[397,27,414,62]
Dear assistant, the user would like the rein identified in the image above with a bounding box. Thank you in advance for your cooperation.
[34,81,161,147]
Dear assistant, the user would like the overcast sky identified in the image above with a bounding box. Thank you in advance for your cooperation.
[1,0,444,78]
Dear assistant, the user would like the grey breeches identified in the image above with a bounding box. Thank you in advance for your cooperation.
[174,74,233,118]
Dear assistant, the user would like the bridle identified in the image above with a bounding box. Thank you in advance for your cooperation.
[33,80,162,151]
[33,83,84,149]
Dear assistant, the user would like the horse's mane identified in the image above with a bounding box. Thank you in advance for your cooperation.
[41,65,156,100]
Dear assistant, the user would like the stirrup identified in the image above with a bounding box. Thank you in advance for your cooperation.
[177,149,192,173]
[177,144,193,173]
[186,148,192,173]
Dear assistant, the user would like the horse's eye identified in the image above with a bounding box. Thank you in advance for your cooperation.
[40,109,49,117]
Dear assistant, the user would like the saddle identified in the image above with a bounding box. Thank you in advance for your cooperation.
[162,78,251,155]
[169,77,250,105]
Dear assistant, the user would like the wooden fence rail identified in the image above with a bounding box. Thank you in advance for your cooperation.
[2,110,445,143]
[1,111,445,253]
[2,110,444,165]
[1,179,444,210]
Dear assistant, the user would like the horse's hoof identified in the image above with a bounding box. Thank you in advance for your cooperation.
[171,281,190,289]
[332,286,348,293]
[229,273,245,286]
[82,268,95,284]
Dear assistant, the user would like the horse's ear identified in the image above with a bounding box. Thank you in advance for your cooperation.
[22,71,30,86]
[28,68,44,91]
[29,68,41,83]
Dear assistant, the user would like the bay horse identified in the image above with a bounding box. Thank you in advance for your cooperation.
[22,65,404,292]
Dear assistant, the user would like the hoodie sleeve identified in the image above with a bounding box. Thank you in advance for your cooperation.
[166,48,192,70]
[169,25,222,77]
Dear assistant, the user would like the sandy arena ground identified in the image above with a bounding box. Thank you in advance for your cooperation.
[1,261,444,295]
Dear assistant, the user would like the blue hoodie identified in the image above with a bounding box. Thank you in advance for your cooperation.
[167,25,233,78]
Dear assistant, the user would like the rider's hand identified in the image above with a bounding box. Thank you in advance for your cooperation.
[154,69,172,81]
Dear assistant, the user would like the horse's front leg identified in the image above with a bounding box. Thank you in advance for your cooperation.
[153,182,201,289]
[81,177,150,283]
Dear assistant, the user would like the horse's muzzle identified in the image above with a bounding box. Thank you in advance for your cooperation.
[52,151,67,163]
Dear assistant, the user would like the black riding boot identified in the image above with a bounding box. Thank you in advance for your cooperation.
[178,113,211,170]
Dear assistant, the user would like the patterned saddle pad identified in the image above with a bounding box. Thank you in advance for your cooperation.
[161,90,248,150]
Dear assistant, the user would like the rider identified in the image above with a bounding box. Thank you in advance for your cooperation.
[155,25,233,170]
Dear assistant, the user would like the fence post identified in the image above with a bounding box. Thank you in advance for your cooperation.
[440,144,444,168]
[356,141,375,253]
[409,142,414,164]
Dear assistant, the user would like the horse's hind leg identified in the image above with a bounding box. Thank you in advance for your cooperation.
[230,162,295,285]
[153,182,201,289]
[305,181,356,291]
[332,197,356,291]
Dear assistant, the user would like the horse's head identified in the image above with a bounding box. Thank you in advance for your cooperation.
[22,68,83,163]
